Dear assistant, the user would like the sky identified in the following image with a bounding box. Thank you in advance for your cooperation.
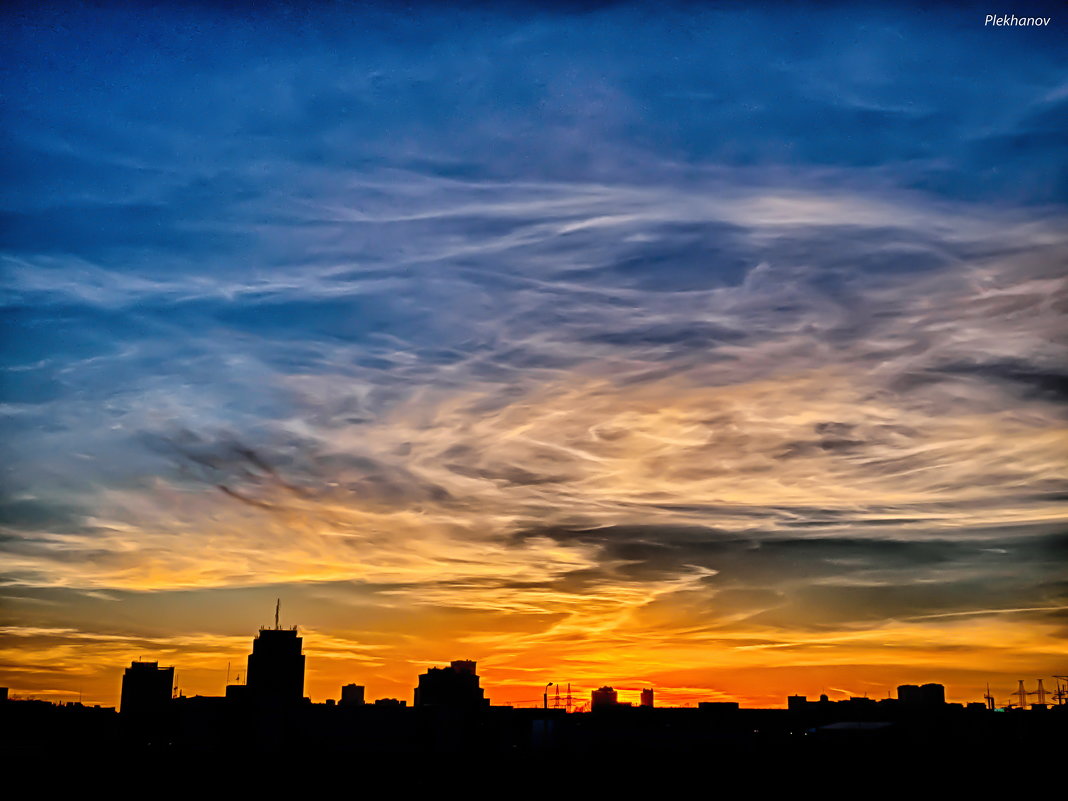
[1,1,1066,710]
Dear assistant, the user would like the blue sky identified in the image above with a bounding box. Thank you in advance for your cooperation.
[1,2,1066,706]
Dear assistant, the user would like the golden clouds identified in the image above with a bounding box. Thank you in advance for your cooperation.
[6,352,1066,597]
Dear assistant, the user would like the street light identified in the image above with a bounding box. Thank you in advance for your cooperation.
[544,682,554,710]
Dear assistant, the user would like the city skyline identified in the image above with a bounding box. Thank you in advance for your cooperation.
[2,2,1067,716]
[10,629,1062,760]
[7,610,1064,712]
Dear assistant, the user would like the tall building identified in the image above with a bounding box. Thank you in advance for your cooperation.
[340,684,365,706]
[640,688,654,708]
[414,660,488,709]
[591,686,618,710]
[120,660,174,718]
[246,608,305,704]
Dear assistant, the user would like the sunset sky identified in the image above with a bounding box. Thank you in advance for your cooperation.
[1,2,1066,710]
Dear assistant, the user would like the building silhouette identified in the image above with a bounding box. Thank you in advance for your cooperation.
[119,659,175,744]
[922,683,946,705]
[414,660,488,709]
[897,683,946,708]
[246,625,305,704]
[897,684,921,704]
[4,619,1065,759]
[591,686,618,710]
[119,660,174,718]
[340,683,365,706]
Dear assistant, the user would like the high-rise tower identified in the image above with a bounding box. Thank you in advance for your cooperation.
[246,600,305,704]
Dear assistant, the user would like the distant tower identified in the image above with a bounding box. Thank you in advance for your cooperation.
[414,660,488,709]
[120,660,174,718]
[246,601,305,704]
[640,688,655,708]
[1017,680,1028,710]
[591,686,618,710]
[340,684,366,706]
